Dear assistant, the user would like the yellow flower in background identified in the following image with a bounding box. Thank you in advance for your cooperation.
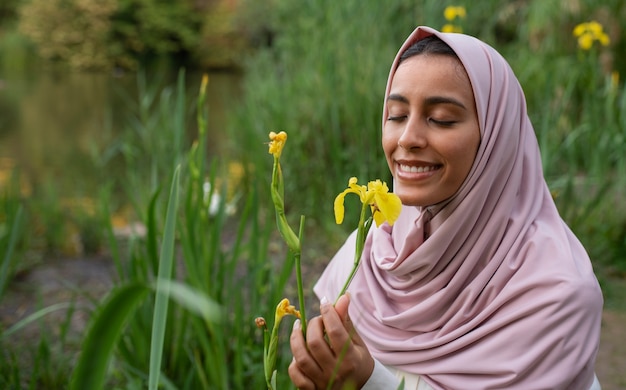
[573,21,610,50]
[598,33,610,46]
[442,24,463,33]
[577,33,594,50]
[442,6,466,33]
[268,131,287,157]
[200,74,209,96]
[444,6,466,21]
[573,20,601,37]
[611,71,620,90]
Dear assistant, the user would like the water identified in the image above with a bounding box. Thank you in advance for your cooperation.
[0,66,242,200]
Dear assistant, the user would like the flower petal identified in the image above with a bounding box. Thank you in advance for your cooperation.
[268,131,288,157]
[275,298,299,323]
[573,23,587,37]
[334,191,347,224]
[373,191,402,226]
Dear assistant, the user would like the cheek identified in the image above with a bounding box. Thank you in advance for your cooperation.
[381,131,398,168]
[447,134,479,178]
[381,129,395,156]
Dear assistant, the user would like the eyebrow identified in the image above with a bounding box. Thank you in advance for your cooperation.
[386,93,467,110]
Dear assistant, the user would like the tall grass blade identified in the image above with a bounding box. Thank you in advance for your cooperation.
[69,283,151,390]
[157,279,222,323]
[147,188,163,274]
[149,165,181,390]
[0,204,23,299]
[1,302,72,339]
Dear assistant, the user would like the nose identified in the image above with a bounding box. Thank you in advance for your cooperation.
[397,116,427,150]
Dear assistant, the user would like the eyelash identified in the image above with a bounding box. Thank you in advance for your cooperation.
[386,116,456,127]
[430,118,456,127]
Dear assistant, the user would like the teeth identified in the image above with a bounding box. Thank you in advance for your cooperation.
[399,164,438,173]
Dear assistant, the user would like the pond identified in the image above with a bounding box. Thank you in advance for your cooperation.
[0,65,242,203]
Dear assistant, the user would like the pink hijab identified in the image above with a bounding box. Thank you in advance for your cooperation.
[315,26,603,390]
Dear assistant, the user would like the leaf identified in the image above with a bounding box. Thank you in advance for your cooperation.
[156,279,222,323]
[69,283,151,390]
[1,302,72,339]
[149,165,181,390]
[0,204,23,299]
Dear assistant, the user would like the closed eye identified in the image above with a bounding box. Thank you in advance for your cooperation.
[430,118,457,127]
[387,115,407,122]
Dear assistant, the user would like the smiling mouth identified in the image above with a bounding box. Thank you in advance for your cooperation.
[398,163,441,173]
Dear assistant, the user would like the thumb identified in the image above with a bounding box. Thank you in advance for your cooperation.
[336,293,367,347]
[334,293,351,323]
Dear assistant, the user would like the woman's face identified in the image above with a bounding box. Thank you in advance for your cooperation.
[383,54,480,207]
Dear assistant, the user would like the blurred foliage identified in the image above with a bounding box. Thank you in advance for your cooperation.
[0,0,21,24]
[108,0,202,69]
[18,0,119,70]
[15,0,225,70]
[196,0,247,68]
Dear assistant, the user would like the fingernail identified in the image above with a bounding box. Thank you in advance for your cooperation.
[293,319,300,330]
[320,296,329,306]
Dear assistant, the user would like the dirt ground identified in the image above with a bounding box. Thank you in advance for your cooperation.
[1,256,625,389]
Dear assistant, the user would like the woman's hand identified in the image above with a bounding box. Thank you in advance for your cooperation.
[289,294,374,389]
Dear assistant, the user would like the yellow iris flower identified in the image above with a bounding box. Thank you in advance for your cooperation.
[334,177,402,227]
[611,71,620,91]
[262,298,301,390]
[274,298,301,324]
[444,6,466,21]
[573,21,610,50]
[267,131,300,252]
[268,131,287,157]
[333,177,402,299]
[442,6,465,33]
[442,24,463,34]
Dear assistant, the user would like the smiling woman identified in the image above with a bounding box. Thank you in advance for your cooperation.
[289,26,603,390]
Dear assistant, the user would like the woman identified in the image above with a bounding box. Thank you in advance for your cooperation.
[289,26,603,390]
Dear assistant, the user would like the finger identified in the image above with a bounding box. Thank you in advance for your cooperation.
[288,357,316,390]
[334,293,350,323]
[330,294,368,348]
[290,319,324,378]
[319,297,351,354]
[305,315,338,378]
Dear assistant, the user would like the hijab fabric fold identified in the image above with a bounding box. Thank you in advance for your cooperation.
[314,26,602,390]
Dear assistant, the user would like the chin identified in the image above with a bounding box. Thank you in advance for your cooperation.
[396,188,444,207]
[396,192,428,207]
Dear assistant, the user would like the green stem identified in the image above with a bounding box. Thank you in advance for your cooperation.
[271,160,299,251]
[265,323,279,390]
[295,215,307,337]
[263,327,271,390]
[336,205,372,302]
